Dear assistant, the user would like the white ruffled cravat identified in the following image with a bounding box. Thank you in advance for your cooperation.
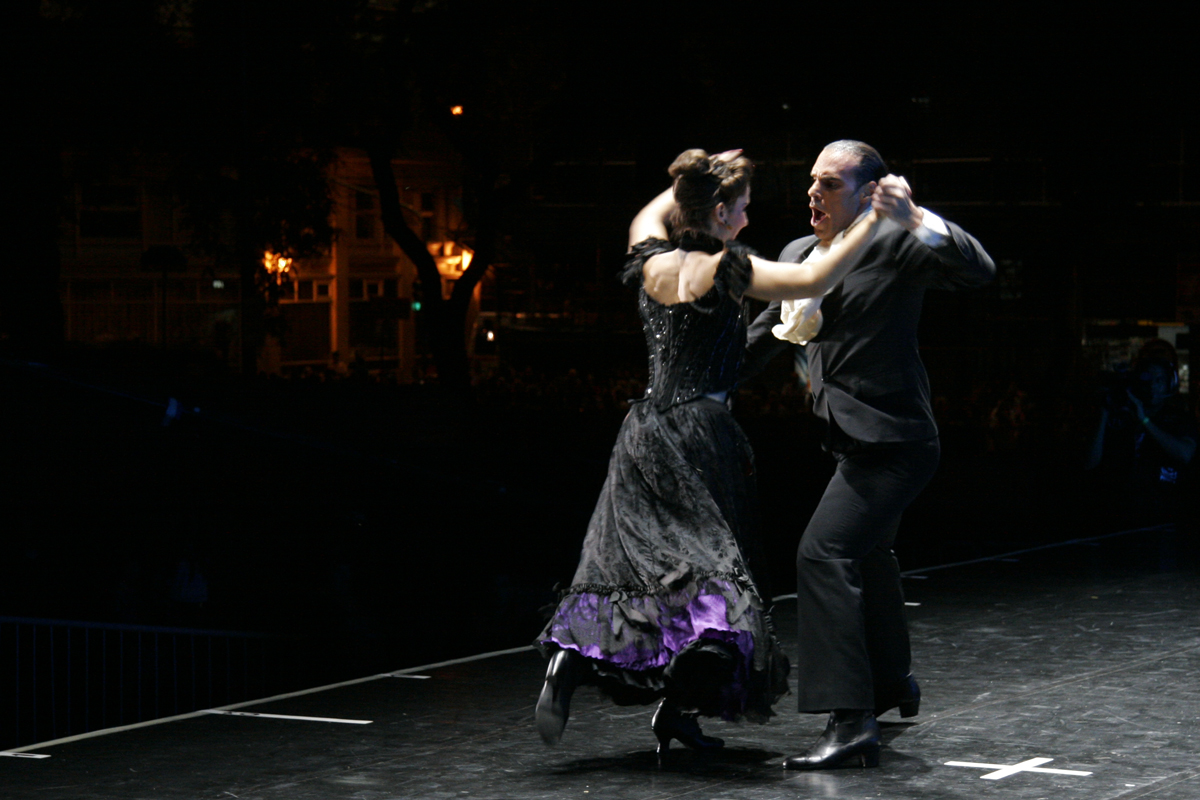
[771,296,824,345]
[770,205,947,345]
[770,215,860,345]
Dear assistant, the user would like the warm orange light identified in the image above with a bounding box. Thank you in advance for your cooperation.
[262,251,294,284]
[450,105,464,116]
[434,243,475,281]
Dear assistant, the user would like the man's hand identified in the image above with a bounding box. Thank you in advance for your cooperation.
[872,175,924,232]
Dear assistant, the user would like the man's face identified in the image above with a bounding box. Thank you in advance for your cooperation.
[808,148,873,243]
[1145,364,1175,408]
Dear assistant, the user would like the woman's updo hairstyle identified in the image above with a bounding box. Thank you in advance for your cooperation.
[667,148,754,237]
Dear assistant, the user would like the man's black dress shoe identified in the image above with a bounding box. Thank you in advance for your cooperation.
[783,710,881,770]
[874,674,920,718]
[651,699,724,757]
[535,649,583,745]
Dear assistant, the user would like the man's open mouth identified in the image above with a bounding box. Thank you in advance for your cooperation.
[810,205,828,226]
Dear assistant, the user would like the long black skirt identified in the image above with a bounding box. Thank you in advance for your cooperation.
[537,398,789,721]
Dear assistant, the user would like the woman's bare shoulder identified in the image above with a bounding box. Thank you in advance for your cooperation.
[642,249,721,305]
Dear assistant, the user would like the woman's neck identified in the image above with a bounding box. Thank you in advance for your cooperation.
[673,230,725,254]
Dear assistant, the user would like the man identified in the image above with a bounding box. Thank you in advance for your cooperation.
[743,140,995,769]
[1085,344,1196,526]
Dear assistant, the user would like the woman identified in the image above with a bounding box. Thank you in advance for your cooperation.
[535,148,883,755]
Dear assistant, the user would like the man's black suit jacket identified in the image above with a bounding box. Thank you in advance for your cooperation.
[744,217,995,443]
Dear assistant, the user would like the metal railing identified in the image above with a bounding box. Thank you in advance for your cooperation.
[1,616,274,751]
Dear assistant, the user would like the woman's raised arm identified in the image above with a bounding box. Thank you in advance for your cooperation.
[745,210,883,301]
[628,188,675,251]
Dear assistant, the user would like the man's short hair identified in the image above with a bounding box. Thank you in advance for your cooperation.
[824,140,888,187]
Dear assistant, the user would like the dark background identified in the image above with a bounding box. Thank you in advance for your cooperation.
[4,2,1197,694]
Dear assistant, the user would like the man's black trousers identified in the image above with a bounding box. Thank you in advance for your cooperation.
[794,436,940,712]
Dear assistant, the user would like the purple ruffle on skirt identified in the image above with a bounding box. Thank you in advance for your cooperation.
[541,580,757,672]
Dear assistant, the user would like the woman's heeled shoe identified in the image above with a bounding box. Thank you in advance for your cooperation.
[782,710,881,770]
[651,699,724,758]
[535,649,582,745]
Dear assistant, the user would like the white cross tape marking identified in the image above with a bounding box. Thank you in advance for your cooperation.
[946,757,1093,780]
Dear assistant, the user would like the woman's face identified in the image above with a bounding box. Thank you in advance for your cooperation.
[714,187,750,241]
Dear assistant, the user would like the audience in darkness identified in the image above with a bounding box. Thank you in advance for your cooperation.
[1085,339,1197,530]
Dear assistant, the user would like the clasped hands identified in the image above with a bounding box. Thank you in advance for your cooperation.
[871,175,925,231]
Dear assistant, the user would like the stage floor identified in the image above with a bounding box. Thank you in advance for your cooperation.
[4,526,1199,800]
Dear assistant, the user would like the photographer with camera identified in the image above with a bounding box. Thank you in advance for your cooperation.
[1085,340,1196,527]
